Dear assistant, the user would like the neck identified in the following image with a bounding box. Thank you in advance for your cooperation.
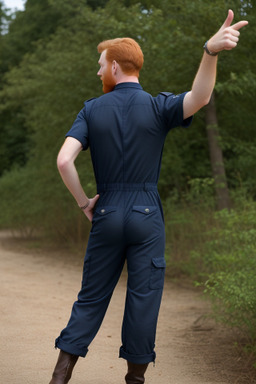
[116,75,139,84]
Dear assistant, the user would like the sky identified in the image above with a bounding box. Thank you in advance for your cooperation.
[3,0,25,11]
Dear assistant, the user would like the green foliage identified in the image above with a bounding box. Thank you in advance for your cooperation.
[192,201,256,340]
[163,189,256,342]
[163,180,216,276]
[1,1,60,71]
[0,166,41,235]
[163,194,256,345]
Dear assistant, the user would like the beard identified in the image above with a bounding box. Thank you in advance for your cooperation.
[102,65,116,93]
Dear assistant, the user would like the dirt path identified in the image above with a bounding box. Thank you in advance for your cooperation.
[0,232,254,384]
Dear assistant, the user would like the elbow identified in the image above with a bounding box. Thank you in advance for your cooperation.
[199,94,211,108]
[186,90,212,117]
[197,96,211,111]
[57,153,72,173]
[204,95,212,106]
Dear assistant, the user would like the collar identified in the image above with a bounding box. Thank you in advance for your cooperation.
[114,82,143,91]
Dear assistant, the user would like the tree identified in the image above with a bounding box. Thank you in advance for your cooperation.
[0,1,5,34]
[0,0,86,176]
[205,92,231,210]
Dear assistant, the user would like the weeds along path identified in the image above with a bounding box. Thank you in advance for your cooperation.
[0,231,254,384]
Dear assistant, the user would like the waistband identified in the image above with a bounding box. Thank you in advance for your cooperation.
[97,183,158,193]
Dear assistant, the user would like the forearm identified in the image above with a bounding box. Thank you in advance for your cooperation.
[57,137,89,207]
[183,52,217,119]
[57,136,99,221]
[192,52,217,104]
[58,160,89,207]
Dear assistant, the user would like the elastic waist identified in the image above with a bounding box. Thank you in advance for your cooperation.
[97,183,158,193]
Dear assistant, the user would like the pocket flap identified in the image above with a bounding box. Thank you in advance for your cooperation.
[151,257,166,268]
[132,206,157,215]
[95,206,117,215]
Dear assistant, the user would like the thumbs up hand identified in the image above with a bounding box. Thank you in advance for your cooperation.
[207,10,248,54]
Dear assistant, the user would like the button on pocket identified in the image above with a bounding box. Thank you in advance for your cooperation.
[149,257,166,290]
[132,206,157,215]
[95,207,117,215]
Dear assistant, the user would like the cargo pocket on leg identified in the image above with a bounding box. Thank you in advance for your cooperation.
[149,257,166,290]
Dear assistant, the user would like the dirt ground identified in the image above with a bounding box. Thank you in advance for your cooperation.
[0,231,255,384]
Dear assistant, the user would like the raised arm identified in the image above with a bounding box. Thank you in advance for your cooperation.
[183,10,248,120]
[57,137,99,221]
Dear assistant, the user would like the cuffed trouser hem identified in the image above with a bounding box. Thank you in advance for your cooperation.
[119,346,156,364]
[55,337,88,358]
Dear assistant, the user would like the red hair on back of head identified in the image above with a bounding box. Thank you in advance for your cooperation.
[97,38,144,77]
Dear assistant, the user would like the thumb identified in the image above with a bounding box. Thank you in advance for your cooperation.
[221,9,234,29]
[88,194,100,211]
[92,194,100,204]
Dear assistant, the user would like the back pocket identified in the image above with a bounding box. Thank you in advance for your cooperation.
[91,206,121,240]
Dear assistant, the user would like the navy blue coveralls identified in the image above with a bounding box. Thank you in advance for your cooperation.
[55,82,192,364]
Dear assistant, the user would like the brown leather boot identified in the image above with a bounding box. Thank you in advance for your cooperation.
[49,350,79,384]
[125,361,149,384]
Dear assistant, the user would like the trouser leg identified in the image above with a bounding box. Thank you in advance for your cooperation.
[120,220,166,365]
[55,218,126,357]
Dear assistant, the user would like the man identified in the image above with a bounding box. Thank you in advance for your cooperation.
[49,10,248,384]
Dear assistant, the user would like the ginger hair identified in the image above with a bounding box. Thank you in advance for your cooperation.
[97,38,144,77]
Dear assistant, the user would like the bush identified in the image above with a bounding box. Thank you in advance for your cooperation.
[163,179,216,276]
[0,155,95,243]
[163,188,256,342]
[194,201,256,341]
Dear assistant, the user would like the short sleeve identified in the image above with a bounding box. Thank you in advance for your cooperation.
[155,91,193,132]
[65,107,89,150]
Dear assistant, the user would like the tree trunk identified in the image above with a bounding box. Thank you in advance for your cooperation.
[205,91,231,210]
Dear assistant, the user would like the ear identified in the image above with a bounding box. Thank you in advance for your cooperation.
[112,60,118,75]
